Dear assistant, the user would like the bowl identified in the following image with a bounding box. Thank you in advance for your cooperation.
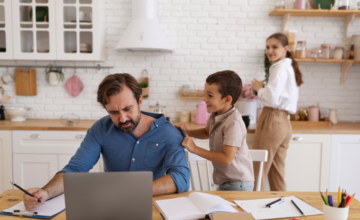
[5,107,31,122]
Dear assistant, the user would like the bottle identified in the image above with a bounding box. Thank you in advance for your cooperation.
[349,44,355,60]
[0,105,5,120]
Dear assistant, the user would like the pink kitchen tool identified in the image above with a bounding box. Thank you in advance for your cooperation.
[64,74,84,97]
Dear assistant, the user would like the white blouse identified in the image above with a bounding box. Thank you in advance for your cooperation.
[258,58,299,114]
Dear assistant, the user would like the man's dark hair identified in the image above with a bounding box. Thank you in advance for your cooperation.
[97,73,142,107]
[206,70,242,106]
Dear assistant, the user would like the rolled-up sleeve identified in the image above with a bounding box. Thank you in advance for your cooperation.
[59,128,101,173]
[163,143,190,193]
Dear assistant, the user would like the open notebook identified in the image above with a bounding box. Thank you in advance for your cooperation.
[0,194,65,219]
[155,192,238,220]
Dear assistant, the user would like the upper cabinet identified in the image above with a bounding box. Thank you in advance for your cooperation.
[3,0,105,61]
[0,0,14,59]
[55,0,105,61]
[12,0,57,60]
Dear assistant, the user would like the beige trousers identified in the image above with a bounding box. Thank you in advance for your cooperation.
[252,107,292,191]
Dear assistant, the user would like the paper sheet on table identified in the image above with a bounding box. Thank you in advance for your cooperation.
[1,194,65,217]
[234,196,323,220]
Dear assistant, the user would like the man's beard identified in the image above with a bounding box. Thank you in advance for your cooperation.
[117,111,141,133]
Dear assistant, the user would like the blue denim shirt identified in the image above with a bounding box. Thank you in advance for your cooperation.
[59,112,190,193]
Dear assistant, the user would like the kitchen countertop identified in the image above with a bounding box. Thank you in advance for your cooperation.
[0,119,359,134]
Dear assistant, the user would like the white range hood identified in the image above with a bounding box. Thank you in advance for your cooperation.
[115,0,173,52]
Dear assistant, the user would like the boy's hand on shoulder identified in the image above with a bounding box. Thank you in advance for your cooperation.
[174,124,188,135]
[182,134,197,153]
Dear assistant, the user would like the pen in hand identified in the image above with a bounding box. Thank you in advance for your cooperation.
[10,181,43,203]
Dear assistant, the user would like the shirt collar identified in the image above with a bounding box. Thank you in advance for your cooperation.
[212,106,236,123]
[271,57,292,68]
[141,111,167,129]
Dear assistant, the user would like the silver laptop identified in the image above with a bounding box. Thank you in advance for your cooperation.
[63,172,153,220]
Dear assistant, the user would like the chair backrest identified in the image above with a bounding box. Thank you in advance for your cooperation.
[249,149,268,191]
[186,151,212,191]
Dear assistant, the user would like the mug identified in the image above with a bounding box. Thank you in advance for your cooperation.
[242,115,253,129]
[179,111,190,123]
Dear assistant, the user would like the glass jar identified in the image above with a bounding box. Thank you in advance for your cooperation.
[357,0,360,10]
[310,50,317,58]
[333,46,344,60]
[321,44,331,59]
[285,0,295,9]
[295,41,307,59]
[316,49,322,58]
[275,0,286,9]
[338,0,350,9]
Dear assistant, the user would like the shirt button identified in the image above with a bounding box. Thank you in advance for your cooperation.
[156,143,159,146]
[137,141,139,144]
[156,125,158,127]
[132,158,135,161]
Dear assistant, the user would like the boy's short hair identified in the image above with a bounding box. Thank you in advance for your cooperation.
[206,70,242,105]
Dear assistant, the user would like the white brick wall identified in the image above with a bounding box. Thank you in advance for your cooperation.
[0,0,359,122]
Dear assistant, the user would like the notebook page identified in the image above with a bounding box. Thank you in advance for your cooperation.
[155,197,204,220]
[189,192,237,214]
[2,194,65,217]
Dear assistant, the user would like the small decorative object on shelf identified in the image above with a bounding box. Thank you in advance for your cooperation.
[295,0,306,9]
[45,66,64,86]
[298,109,308,121]
[138,69,149,99]
[275,0,286,9]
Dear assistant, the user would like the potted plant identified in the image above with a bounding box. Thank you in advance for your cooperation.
[45,67,64,86]
[138,69,149,99]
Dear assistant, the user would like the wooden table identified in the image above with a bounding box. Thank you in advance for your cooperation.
[1,190,359,219]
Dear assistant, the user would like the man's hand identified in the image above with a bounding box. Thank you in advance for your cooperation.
[23,188,49,211]
[182,134,198,153]
[174,124,188,135]
[251,79,264,93]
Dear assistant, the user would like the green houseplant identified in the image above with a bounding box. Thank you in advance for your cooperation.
[46,67,64,86]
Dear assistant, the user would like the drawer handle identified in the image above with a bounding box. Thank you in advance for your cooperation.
[30,134,40,139]
[292,137,303,141]
[75,135,85,139]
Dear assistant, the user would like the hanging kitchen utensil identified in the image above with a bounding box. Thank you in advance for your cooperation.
[60,113,81,126]
[64,74,84,97]
[15,69,37,96]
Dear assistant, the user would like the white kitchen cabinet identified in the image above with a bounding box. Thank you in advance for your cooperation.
[55,0,105,61]
[247,133,331,192]
[285,134,331,192]
[329,134,360,202]
[11,0,57,60]
[12,130,102,189]
[0,0,13,59]
[13,154,59,189]
[0,130,12,194]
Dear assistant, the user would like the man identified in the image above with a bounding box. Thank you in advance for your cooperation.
[23,73,190,211]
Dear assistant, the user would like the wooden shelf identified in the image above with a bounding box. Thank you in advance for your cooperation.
[179,90,204,99]
[294,59,360,84]
[269,9,359,39]
[269,9,360,17]
[295,59,360,63]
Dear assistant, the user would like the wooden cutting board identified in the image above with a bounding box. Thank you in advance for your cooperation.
[15,69,37,96]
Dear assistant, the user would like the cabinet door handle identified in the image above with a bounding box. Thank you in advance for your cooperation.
[30,134,40,138]
[75,135,85,139]
[292,137,303,141]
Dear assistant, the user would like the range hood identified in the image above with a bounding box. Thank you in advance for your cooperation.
[115,0,173,52]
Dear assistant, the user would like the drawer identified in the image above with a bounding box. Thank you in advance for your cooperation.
[13,130,87,154]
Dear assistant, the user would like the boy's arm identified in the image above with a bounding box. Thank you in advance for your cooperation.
[188,125,209,139]
[182,136,236,166]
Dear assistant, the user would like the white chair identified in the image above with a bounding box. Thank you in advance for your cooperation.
[249,149,268,191]
[186,150,212,191]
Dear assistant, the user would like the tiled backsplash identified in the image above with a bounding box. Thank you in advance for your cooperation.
[0,0,359,122]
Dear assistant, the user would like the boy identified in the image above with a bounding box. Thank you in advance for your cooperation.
[176,70,254,191]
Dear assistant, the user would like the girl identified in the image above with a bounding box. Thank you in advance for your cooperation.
[251,33,303,191]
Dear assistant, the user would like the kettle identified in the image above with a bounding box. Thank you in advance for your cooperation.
[195,101,210,125]
[329,109,338,124]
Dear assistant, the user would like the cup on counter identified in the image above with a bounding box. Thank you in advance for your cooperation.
[323,202,349,220]
[308,106,319,122]
[179,111,190,123]
[242,115,253,129]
